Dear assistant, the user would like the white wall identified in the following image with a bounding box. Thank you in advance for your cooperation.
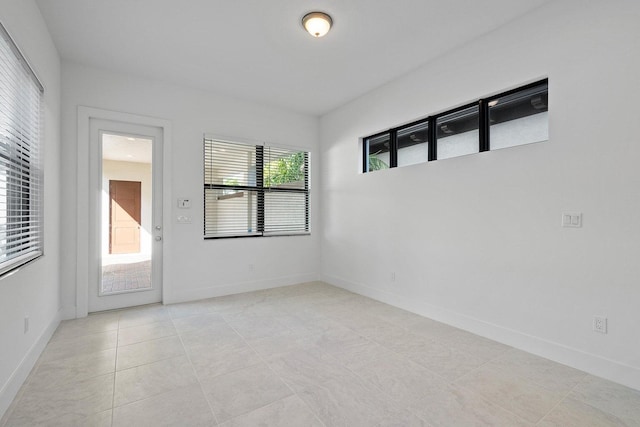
[102,160,153,257]
[320,0,640,390]
[0,0,61,418]
[60,62,320,309]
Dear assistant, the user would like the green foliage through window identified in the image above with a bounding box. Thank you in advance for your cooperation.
[265,152,305,186]
[368,153,389,171]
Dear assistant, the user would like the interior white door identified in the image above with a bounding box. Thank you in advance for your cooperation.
[88,119,163,312]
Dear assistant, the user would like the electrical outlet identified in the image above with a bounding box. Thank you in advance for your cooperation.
[390,272,396,282]
[593,316,607,334]
[248,264,254,272]
[24,316,29,334]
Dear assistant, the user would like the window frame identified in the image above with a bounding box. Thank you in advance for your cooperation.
[362,78,548,172]
[203,137,310,239]
[0,21,45,277]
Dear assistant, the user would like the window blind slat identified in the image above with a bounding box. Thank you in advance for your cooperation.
[0,22,43,275]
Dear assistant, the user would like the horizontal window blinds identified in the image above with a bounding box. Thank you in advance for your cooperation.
[0,22,44,275]
[263,146,309,235]
[204,138,309,238]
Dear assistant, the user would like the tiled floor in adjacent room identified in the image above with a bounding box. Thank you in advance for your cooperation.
[2,282,639,426]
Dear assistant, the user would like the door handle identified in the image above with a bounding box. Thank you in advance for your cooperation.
[155,236,162,241]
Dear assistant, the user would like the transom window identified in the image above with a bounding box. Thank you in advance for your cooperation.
[363,79,548,172]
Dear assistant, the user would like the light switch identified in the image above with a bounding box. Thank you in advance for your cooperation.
[562,212,582,228]
[177,215,192,224]
[177,198,191,209]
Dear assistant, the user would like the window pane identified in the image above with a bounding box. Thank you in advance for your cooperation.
[0,22,44,275]
[204,138,310,238]
[264,147,307,190]
[436,106,479,160]
[264,192,308,235]
[365,133,390,172]
[397,121,428,167]
[489,82,548,150]
[204,140,257,187]
[204,189,258,237]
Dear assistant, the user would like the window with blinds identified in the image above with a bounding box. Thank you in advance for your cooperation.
[204,137,309,238]
[0,22,44,276]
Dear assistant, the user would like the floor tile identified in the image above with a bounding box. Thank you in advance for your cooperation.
[342,315,412,347]
[408,382,532,427]
[40,331,117,362]
[391,333,487,381]
[117,320,177,346]
[402,316,459,341]
[171,313,226,335]
[307,325,371,355]
[188,339,262,380]
[538,397,630,427]
[113,355,198,407]
[438,330,511,361]
[570,375,640,426]
[116,335,185,371]
[227,316,291,341]
[268,347,353,392]
[29,348,116,388]
[179,322,242,350]
[118,305,171,328]
[6,374,114,425]
[167,300,215,319]
[112,385,215,427]
[328,339,396,370]
[220,395,323,427]
[28,410,112,427]
[248,330,317,361]
[299,374,425,427]
[455,363,565,423]
[51,313,119,341]
[488,349,587,394]
[349,351,448,407]
[200,363,292,422]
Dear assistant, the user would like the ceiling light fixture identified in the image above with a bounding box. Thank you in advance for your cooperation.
[302,12,332,38]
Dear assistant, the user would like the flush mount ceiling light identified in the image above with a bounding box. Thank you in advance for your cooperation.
[302,12,332,38]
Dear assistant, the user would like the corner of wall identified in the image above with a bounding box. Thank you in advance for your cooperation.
[0,309,61,421]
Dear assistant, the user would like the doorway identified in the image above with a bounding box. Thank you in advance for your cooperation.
[89,120,163,312]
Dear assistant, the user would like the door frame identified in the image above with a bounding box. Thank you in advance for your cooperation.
[76,107,172,317]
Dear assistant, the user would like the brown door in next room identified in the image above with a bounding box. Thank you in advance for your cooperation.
[110,180,141,254]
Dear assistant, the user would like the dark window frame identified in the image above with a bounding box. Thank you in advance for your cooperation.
[363,79,548,173]
[203,139,310,239]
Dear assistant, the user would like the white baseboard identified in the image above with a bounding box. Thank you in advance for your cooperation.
[0,309,62,421]
[165,273,320,305]
[321,273,640,392]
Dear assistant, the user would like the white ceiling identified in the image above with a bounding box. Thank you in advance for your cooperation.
[102,134,152,164]
[36,0,551,116]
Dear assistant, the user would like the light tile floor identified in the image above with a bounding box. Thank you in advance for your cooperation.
[2,282,640,426]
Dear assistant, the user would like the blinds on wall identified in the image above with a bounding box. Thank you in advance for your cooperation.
[0,22,44,276]
[204,138,309,238]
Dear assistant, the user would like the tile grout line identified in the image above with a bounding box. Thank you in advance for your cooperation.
[111,316,120,427]
[322,308,534,425]
[223,311,328,426]
[534,377,585,425]
[170,309,222,426]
